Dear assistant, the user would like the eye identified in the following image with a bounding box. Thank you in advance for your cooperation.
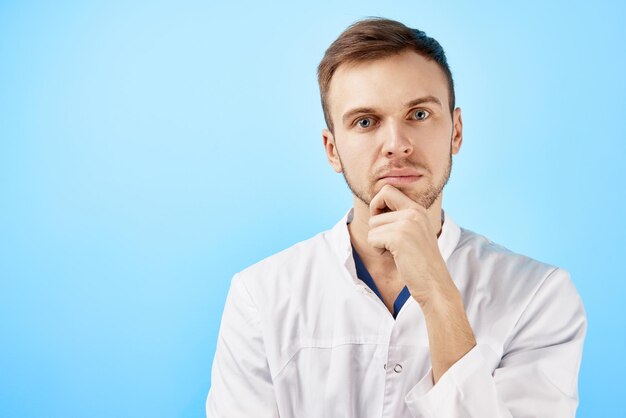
[356,117,375,129]
[412,109,430,120]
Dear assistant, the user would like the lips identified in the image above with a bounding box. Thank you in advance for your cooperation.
[378,176,422,186]
[378,168,423,179]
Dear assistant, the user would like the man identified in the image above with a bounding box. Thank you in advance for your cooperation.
[206,17,586,418]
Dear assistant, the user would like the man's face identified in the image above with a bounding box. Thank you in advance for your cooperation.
[322,50,463,210]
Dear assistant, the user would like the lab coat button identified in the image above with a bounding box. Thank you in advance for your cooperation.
[393,364,403,373]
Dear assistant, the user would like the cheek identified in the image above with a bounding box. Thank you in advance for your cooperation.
[410,120,450,140]
[342,141,376,168]
[346,155,371,177]
[410,128,451,169]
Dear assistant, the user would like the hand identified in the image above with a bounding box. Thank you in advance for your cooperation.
[368,184,476,382]
[367,184,451,304]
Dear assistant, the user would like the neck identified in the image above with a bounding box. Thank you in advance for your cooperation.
[347,193,444,267]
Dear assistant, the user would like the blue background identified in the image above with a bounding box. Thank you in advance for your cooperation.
[1,0,624,416]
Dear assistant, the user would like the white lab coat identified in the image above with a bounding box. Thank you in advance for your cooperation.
[207,208,586,417]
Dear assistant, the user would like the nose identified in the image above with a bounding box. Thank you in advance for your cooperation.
[381,121,413,157]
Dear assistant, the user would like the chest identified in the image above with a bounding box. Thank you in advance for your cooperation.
[367,268,408,315]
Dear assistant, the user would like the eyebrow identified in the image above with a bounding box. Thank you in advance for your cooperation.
[341,95,443,125]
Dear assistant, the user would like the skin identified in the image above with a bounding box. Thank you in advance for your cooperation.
[321,50,476,384]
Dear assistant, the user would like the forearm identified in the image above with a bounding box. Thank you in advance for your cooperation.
[419,279,476,384]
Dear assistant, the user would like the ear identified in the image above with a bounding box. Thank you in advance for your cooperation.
[451,107,463,155]
[322,128,343,173]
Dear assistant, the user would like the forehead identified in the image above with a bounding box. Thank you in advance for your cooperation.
[327,50,450,121]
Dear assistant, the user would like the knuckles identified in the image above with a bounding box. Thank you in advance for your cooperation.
[398,218,413,229]
[407,206,425,218]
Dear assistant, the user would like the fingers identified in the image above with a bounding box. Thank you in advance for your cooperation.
[368,211,398,228]
[369,185,413,217]
[367,222,397,254]
[369,185,427,226]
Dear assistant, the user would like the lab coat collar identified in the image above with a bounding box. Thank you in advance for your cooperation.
[328,207,462,286]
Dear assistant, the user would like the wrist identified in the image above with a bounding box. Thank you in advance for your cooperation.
[412,267,459,308]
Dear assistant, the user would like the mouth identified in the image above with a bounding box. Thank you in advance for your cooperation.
[378,175,423,185]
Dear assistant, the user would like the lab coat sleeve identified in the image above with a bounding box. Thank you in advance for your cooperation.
[206,273,279,418]
[404,268,587,418]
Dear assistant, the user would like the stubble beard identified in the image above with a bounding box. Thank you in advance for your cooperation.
[338,150,453,211]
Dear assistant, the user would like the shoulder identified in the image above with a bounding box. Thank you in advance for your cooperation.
[451,225,584,329]
[239,229,333,276]
[451,226,585,357]
[454,226,559,281]
[233,227,339,301]
[450,225,579,307]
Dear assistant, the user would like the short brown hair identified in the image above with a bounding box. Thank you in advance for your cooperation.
[317,17,455,133]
